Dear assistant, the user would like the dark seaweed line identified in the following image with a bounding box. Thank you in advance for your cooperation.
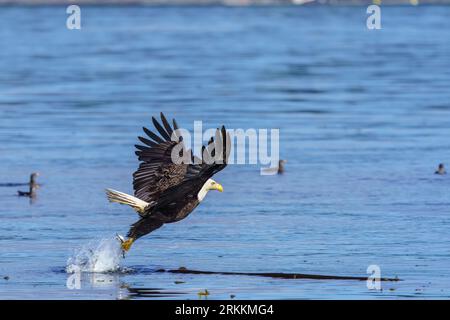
[158,268,400,282]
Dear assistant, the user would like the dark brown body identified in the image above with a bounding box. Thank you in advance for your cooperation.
[160,198,200,223]
[126,180,205,240]
[127,153,222,240]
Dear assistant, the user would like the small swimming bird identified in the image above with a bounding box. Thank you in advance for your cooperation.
[277,159,287,174]
[435,163,446,175]
[261,159,287,175]
[17,173,40,197]
[106,113,230,254]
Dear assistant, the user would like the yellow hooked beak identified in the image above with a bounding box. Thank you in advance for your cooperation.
[211,183,223,192]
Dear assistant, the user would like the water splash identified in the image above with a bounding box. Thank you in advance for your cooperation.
[66,238,124,273]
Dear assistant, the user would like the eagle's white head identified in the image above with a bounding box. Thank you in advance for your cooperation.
[197,178,223,202]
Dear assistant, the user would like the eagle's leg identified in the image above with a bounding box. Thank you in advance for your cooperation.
[121,238,134,252]
[116,234,135,257]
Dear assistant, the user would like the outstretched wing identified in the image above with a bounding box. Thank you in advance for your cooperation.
[133,113,188,202]
[184,126,231,181]
[153,126,231,209]
[133,113,230,204]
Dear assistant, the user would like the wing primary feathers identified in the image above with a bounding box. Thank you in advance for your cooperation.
[152,116,171,141]
[225,128,231,164]
[138,136,158,147]
[173,119,179,130]
[135,144,149,151]
[143,126,165,144]
[221,126,226,141]
[214,128,223,158]
[206,135,214,149]
[201,145,206,159]
[222,126,229,163]
[171,119,180,141]
[160,113,174,138]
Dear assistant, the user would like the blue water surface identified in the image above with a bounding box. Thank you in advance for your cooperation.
[0,5,450,299]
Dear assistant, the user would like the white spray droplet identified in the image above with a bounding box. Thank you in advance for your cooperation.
[66,238,123,273]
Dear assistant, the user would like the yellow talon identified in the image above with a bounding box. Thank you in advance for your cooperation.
[121,238,134,252]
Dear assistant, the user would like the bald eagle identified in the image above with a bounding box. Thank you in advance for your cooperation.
[106,113,230,253]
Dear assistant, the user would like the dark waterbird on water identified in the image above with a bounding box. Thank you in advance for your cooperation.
[106,113,230,254]
[277,159,287,174]
[435,163,446,175]
[17,173,40,198]
[261,159,287,175]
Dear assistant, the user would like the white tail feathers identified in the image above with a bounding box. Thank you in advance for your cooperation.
[105,188,149,214]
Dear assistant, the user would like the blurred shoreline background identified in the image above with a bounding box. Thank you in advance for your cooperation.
[1,0,450,6]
